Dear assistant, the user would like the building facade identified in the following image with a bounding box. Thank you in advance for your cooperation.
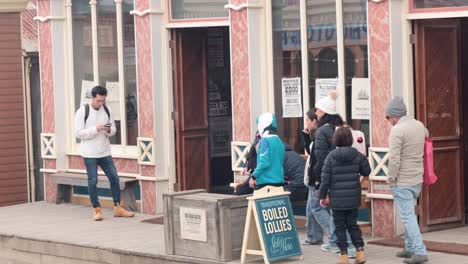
[36,0,467,237]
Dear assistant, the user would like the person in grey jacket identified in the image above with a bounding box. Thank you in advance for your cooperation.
[319,127,371,264]
[385,96,428,264]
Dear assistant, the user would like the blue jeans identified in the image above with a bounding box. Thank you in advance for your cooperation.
[392,184,427,256]
[84,156,121,208]
[306,187,337,244]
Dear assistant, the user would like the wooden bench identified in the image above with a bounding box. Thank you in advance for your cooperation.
[50,172,138,212]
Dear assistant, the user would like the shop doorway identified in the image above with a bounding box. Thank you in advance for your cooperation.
[414,18,468,231]
[171,27,233,193]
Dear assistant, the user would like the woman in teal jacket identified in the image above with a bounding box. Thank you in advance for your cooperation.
[249,112,285,189]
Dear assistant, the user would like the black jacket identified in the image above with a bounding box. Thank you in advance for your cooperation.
[312,124,336,189]
[319,147,371,210]
[284,145,306,186]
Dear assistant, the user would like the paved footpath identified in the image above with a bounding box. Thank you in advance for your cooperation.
[0,202,467,264]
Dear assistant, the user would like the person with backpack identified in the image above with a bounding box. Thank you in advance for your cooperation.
[319,127,371,264]
[74,86,134,221]
[385,97,429,264]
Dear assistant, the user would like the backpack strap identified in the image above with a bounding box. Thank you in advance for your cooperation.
[84,104,111,124]
[84,104,90,124]
[103,104,110,123]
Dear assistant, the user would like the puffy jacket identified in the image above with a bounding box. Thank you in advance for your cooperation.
[312,124,336,189]
[284,144,306,186]
[253,134,285,186]
[319,147,371,210]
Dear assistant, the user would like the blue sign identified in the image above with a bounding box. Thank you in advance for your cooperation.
[255,195,302,261]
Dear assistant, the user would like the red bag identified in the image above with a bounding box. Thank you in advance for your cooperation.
[423,137,438,185]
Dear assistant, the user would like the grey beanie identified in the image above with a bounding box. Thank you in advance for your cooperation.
[385,96,407,117]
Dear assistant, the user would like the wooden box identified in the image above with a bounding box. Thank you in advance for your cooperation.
[164,190,249,261]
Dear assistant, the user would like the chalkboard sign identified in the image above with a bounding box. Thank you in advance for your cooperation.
[240,186,303,264]
[254,195,302,261]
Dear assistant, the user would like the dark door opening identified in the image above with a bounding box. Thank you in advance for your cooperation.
[171,27,233,193]
[414,18,468,231]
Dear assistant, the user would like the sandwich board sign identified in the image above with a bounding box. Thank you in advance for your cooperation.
[241,186,302,264]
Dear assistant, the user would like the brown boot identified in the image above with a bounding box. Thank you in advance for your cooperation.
[93,207,103,221]
[338,254,349,264]
[354,250,367,264]
[114,203,135,217]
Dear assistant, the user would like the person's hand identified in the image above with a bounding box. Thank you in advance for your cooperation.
[386,176,397,185]
[360,176,364,184]
[242,167,248,176]
[96,124,107,132]
[302,128,310,134]
[319,199,328,208]
[249,178,256,188]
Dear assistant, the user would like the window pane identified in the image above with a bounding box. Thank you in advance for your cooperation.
[413,0,468,8]
[171,0,228,19]
[123,0,138,146]
[343,0,369,148]
[97,0,121,144]
[307,0,338,113]
[272,0,303,153]
[72,1,93,111]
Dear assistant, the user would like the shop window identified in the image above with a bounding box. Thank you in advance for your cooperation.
[272,0,303,153]
[271,0,370,153]
[413,0,468,9]
[71,0,138,146]
[170,0,228,20]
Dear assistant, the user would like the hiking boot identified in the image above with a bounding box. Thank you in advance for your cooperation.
[93,207,103,221]
[396,249,413,258]
[403,255,429,264]
[321,243,341,253]
[354,250,366,264]
[114,203,135,217]
[338,254,349,264]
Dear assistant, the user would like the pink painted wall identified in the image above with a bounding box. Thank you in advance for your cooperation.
[230,0,251,142]
[369,0,392,148]
[369,0,395,238]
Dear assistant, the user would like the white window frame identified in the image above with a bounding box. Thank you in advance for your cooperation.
[267,0,369,123]
[65,0,139,158]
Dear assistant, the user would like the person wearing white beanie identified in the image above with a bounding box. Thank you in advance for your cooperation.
[306,90,356,255]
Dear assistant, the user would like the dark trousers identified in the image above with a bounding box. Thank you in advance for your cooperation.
[332,209,364,253]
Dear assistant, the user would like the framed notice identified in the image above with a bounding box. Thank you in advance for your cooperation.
[351,78,370,120]
[281,77,302,118]
[179,207,207,242]
[315,78,340,114]
[80,80,95,107]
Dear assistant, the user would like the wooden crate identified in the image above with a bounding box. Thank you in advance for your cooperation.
[164,190,249,261]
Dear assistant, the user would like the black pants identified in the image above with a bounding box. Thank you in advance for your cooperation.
[333,209,364,253]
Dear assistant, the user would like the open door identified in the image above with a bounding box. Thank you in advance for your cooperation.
[172,29,210,191]
[415,19,465,231]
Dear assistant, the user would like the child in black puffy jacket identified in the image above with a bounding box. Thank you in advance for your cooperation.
[319,127,371,264]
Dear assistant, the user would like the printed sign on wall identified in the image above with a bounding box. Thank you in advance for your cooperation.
[351,78,370,120]
[281,77,302,118]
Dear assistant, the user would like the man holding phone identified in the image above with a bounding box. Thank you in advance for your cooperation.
[74,86,134,221]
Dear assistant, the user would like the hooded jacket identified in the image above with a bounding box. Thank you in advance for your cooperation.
[253,134,285,186]
[319,147,371,210]
[284,144,306,186]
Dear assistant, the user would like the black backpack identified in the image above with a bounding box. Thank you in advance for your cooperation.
[84,104,110,124]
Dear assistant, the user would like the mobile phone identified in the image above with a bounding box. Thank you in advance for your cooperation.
[104,123,111,127]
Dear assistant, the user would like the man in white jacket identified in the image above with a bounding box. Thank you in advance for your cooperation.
[75,86,134,221]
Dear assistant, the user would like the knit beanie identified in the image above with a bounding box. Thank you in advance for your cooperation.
[257,112,277,136]
[385,96,407,117]
[315,90,337,115]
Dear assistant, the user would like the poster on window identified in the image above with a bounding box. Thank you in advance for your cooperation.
[351,78,370,120]
[80,80,95,107]
[281,77,302,118]
[315,78,340,113]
